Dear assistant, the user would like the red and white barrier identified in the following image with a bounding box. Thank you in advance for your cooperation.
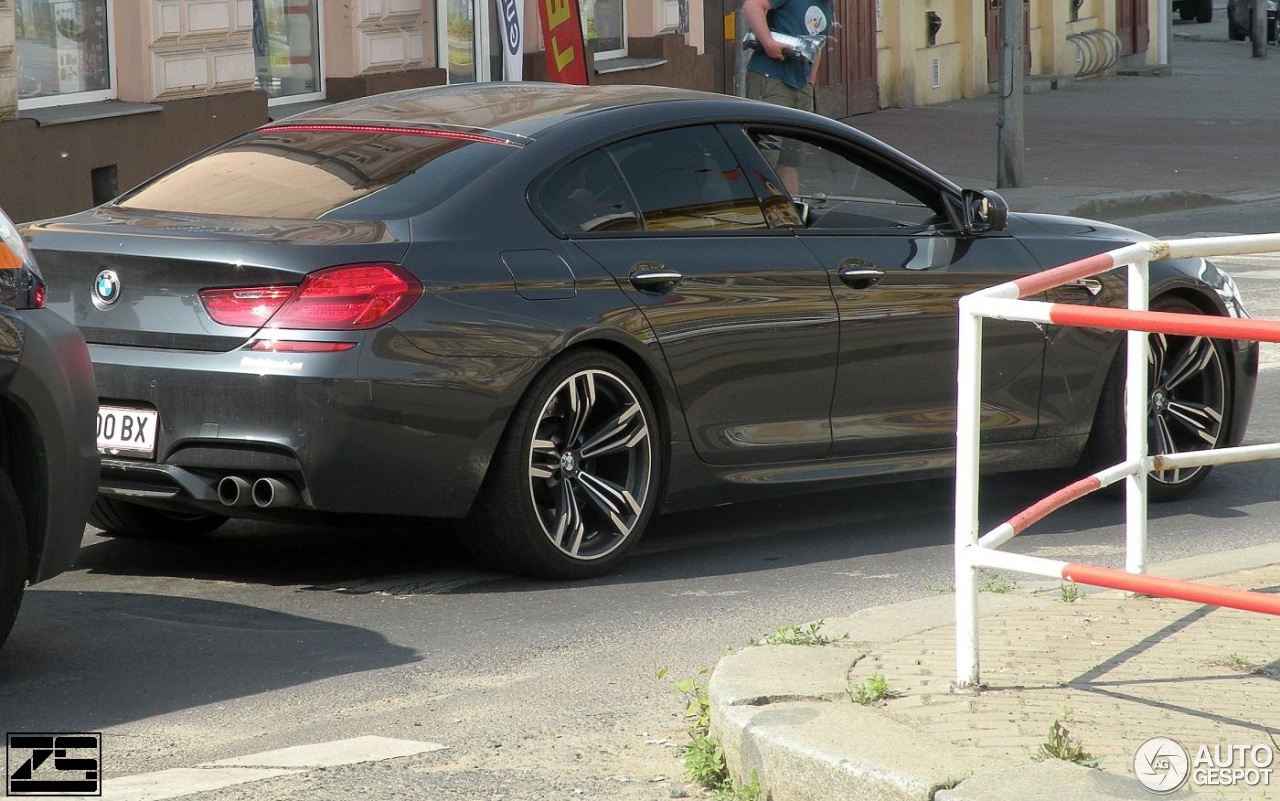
[955,233,1280,690]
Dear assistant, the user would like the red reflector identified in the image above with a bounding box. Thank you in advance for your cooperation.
[249,340,357,353]
[32,281,46,309]
[200,286,294,327]
[202,263,422,332]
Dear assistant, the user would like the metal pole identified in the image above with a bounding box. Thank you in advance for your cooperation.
[1254,0,1268,58]
[954,303,983,690]
[1125,257,1150,577]
[734,8,748,97]
[997,0,1024,188]
[1158,0,1171,65]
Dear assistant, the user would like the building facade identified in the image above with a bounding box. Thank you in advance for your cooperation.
[0,0,1160,222]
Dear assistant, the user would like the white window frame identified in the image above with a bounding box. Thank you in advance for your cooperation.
[436,0,494,83]
[17,0,119,110]
[583,0,627,60]
[262,0,327,107]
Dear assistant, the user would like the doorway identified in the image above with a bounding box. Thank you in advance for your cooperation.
[1115,0,1149,56]
[817,0,877,117]
[985,0,1031,84]
[439,0,499,82]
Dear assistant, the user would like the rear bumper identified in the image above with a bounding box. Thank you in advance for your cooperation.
[2,309,99,582]
[91,330,535,519]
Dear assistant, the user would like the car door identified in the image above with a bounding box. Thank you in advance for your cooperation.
[538,124,839,466]
[727,125,1047,459]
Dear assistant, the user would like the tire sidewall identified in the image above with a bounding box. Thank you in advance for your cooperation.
[482,349,662,578]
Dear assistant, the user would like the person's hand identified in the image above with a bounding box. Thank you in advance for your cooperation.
[761,34,786,60]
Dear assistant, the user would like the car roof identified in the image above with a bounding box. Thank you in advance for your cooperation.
[265,82,776,141]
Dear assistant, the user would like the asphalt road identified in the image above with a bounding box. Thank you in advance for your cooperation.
[3,205,1280,800]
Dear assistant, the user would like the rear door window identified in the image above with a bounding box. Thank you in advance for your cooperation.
[535,150,642,234]
[606,126,769,232]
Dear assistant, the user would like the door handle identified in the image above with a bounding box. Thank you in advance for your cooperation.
[1061,278,1104,297]
[837,265,885,290]
[629,263,683,293]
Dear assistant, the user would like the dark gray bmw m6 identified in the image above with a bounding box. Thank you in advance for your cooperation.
[24,83,1257,578]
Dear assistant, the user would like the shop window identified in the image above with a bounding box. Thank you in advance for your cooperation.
[582,0,626,60]
[253,0,324,103]
[15,0,115,108]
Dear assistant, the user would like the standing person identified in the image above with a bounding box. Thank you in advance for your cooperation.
[742,0,832,113]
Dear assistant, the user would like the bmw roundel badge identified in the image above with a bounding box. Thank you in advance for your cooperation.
[94,269,121,307]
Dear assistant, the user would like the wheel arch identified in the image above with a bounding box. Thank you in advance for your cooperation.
[474,331,685,512]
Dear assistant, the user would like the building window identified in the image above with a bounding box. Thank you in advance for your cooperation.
[253,0,324,104]
[15,0,115,108]
[582,0,626,59]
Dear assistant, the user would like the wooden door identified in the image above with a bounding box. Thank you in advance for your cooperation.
[818,0,877,117]
[1115,0,1149,56]
[985,0,1032,84]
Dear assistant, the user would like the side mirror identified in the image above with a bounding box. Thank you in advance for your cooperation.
[793,200,811,226]
[961,189,1008,234]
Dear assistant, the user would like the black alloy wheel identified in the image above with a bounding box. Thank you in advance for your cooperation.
[89,496,229,539]
[462,350,659,579]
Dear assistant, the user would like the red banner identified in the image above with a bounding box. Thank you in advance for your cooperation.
[538,0,589,84]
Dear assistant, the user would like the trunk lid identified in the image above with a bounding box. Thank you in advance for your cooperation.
[26,208,410,351]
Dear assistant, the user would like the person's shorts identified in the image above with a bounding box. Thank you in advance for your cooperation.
[746,71,816,112]
[746,72,815,168]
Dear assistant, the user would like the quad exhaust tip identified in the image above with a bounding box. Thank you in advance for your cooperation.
[252,476,300,509]
[217,476,254,507]
[218,475,301,509]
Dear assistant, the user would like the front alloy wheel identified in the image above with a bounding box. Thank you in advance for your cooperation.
[1083,296,1231,502]
[463,350,659,578]
[1146,326,1227,492]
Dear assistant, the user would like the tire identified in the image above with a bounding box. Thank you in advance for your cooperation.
[1179,4,1196,20]
[1081,296,1230,502]
[1196,0,1213,23]
[1229,6,1247,38]
[0,468,29,651]
[460,350,660,579]
[89,496,228,539]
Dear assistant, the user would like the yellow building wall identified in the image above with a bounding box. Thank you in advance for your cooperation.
[876,0,1140,109]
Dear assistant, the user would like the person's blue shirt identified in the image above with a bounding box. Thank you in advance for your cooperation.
[746,0,833,90]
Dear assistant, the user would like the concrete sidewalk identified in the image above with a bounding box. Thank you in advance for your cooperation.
[711,545,1280,800]
[707,31,1280,801]
[845,32,1280,223]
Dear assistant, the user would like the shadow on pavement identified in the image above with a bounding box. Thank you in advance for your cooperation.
[0,591,420,730]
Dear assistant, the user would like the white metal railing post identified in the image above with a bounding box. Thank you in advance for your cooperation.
[1125,255,1151,576]
[954,299,983,689]
[952,233,1280,687]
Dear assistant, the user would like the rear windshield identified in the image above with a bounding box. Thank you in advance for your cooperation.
[118,127,517,220]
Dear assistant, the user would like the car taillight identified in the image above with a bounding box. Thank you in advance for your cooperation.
[201,263,422,330]
[0,209,44,309]
[199,286,294,327]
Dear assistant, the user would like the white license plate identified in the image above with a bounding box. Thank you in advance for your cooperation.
[97,405,159,457]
